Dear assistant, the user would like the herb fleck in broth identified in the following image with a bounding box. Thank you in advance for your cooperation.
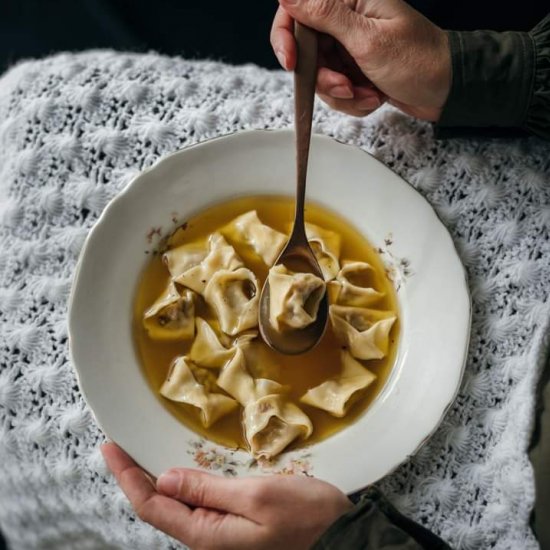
[133,195,399,450]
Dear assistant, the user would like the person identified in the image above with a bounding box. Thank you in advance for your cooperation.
[102,1,550,549]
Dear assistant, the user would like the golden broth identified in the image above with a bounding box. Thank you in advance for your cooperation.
[133,195,399,450]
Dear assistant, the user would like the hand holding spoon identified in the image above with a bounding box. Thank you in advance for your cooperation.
[259,22,328,355]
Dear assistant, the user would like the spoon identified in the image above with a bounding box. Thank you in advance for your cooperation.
[258,22,328,355]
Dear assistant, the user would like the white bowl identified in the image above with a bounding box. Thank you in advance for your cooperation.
[68,129,470,493]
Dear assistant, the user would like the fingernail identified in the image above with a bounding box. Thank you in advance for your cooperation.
[329,85,354,100]
[275,49,288,70]
[357,97,381,110]
[157,471,180,496]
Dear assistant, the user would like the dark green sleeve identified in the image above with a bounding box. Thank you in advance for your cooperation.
[436,13,550,140]
[312,487,453,550]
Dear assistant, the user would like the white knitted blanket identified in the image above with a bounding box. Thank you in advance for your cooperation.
[0,50,548,550]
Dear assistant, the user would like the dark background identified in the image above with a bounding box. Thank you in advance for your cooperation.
[0,1,548,549]
[0,0,548,74]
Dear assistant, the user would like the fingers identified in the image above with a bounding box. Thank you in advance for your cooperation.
[271,6,297,70]
[316,67,353,99]
[278,0,369,53]
[157,468,267,520]
[101,443,197,544]
[101,443,264,549]
[318,85,384,117]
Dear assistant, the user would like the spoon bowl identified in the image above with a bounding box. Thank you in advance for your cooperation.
[258,232,329,355]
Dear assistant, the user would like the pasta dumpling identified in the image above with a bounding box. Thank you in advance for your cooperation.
[139,199,400,460]
[330,305,396,360]
[218,348,310,458]
[225,210,287,265]
[217,347,285,405]
[268,264,326,331]
[327,261,384,307]
[204,267,259,335]
[175,233,244,295]
[305,222,341,281]
[163,242,207,281]
[300,351,376,417]
[143,282,195,341]
[243,394,313,459]
[188,317,235,368]
[160,356,238,427]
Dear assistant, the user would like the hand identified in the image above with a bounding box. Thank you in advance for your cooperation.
[101,442,352,550]
[270,0,451,121]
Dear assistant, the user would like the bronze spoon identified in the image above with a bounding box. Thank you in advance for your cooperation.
[258,22,328,355]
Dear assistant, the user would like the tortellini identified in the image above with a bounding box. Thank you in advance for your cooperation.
[218,348,310,459]
[330,305,396,360]
[163,241,207,281]
[225,210,287,265]
[174,233,244,295]
[143,206,399,461]
[204,267,259,335]
[160,356,238,428]
[268,264,326,331]
[300,351,376,417]
[243,394,313,459]
[143,282,195,341]
[305,222,341,281]
[189,317,235,368]
[328,261,384,307]
[217,347,285,405]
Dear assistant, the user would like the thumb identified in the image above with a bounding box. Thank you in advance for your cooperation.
[279,0,370,52]
[157,468,254,516]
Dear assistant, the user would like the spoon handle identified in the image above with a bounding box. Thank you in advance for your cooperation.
[293,22,318,235]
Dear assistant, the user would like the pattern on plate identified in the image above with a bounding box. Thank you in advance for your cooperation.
[188,438,314,477]
[377,234,412,292]
[187,438,244,476]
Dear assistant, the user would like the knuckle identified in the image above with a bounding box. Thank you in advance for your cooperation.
[186,476,208,505]
[310,0,336,20]
[134,496,156,523]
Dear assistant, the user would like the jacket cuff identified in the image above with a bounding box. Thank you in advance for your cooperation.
[436,29,535,135]
[312,487,452,550]
[526,14,550,139]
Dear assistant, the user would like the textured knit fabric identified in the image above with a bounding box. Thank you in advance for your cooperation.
[0,51,549,550]
[438,13,550,139]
